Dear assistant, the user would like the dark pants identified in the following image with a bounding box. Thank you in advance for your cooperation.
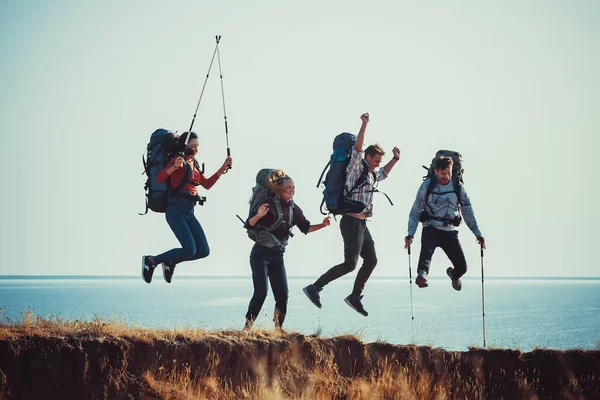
[417,226,467,279]
[314,215,377,295]
[154,201,210,265]
[245,244,289,327]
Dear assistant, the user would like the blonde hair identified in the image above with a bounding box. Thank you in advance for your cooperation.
[266,170,293,198]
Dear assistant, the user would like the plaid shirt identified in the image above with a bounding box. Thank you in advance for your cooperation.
[345,147,388,217]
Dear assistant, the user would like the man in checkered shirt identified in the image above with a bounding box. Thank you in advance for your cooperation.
[303,113,400,316]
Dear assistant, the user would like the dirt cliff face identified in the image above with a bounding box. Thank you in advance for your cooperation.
[0,330,599,399]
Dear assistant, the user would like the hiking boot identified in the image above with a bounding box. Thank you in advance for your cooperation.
[344,294,368,317]
[162,260,176,283]
[142,256,156,284]
[446,267,462,291]
[303,284,323,309]
[415,270,429,288]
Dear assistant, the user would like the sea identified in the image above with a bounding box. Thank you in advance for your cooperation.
[1,276,598,352]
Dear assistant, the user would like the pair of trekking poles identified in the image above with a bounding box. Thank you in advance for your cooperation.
[186,35,232,170]
[406,243,487,347]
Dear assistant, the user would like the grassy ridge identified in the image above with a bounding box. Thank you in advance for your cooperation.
[0,315,599,399]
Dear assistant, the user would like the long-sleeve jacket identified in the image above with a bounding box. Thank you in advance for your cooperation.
[407,179,482,238]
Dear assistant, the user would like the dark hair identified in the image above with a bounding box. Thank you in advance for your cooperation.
[434,156,454,170]
[365,144,385,158]
[178,131,198,145]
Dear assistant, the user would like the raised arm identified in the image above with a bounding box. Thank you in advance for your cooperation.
[354,113,369,152]
[382,147,401,174]
[248,204,270,227]
[156,156,184,183]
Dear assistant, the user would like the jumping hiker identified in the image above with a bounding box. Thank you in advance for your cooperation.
[142,131,233,284]
[303,113,401,316]
[404,155,485,290]
[244,172,331,331]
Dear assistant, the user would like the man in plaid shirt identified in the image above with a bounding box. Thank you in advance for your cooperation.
[303,113,401,316]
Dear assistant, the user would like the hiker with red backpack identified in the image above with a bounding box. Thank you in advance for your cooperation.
[142,131,233,284]
[303,113,400,317]
[404,154,485,291]
[243,170,331,331]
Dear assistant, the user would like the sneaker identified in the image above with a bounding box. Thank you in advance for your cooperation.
[162,260,176,283]
[303,284,323,309]
[446,267,462,291]
[344,294,368,317]
[142,256,156,284]
[415,270,429,288]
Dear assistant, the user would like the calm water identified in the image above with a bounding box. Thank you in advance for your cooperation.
[1,276,598,351]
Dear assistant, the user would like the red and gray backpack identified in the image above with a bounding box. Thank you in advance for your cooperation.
[140,129,203,215]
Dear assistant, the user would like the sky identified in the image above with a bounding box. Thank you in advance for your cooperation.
[0,0,598,277]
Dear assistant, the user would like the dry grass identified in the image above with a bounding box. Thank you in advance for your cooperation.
[142,361,493,400]
[0,309,287,344]
[1,313,598,400]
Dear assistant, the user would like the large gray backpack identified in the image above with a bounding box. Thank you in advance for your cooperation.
[245,169,294,248]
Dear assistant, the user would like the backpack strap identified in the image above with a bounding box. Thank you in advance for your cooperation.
[267,198,295,235]
[423,177,463,218]
[174,162,193,191]
[370,189,394,206]
[287,200,294,225]
[268,198,284,231]
[347,159,372,195]
[316,160,331,188]
[454,178,463,206]
[319,197,327,215]
[424,176,437,213]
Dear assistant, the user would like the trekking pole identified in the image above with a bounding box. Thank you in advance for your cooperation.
[215,35,232,173]
[186,36,222,144]
[480,244,486,348]
[407,245,415,343]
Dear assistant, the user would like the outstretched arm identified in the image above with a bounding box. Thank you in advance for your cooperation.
[199,156,234,190]
[354,113,369,152]
[308,216,331,233]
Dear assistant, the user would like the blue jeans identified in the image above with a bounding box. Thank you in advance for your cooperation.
[245,244,289,327]
[154,201,210,265]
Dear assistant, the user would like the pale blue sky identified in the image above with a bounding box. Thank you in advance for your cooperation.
[0,0,598,277]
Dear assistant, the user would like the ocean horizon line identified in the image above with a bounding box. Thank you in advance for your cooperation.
[1,275,599,281]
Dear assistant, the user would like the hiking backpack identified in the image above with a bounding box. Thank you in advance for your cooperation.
[316,132,374,215]
[420,150,464,224]
[243,169,295,248]
[140,129,186,215]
